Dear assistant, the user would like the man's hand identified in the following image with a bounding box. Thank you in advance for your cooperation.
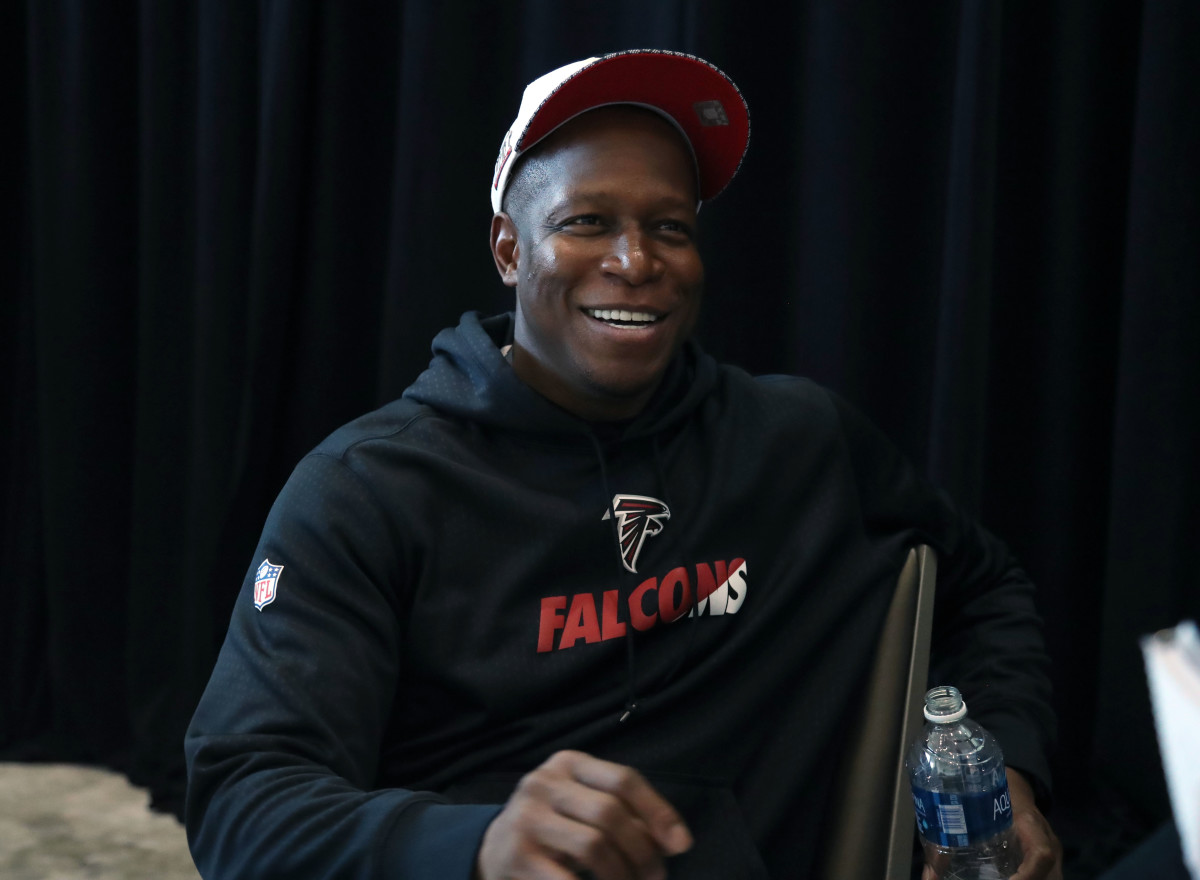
[476,750,693,880]
[1007,768,1062,879]
[921,768,1062,880]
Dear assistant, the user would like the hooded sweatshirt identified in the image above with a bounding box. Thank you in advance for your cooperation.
[185,311,1054,879]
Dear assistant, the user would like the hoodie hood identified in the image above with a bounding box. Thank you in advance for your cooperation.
[402,311,719,440]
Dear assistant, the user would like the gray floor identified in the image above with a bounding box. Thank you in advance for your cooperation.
[0,763,201,880]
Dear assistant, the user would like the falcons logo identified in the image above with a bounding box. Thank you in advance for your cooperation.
[602,495,671,574]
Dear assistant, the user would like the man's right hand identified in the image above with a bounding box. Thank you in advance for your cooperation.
[476,750,693,880]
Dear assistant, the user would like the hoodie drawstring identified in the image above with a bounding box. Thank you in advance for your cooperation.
[650,435,702,689]
[587,430,700,725]
[587,430,641,724]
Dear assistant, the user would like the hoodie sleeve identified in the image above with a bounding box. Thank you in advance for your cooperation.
[828,391,1056,805]
[184,451,501,880]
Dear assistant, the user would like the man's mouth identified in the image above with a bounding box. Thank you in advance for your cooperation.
[584,308,662,327]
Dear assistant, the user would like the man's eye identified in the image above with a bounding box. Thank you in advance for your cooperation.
[547,215,607,235]
[657,220,694,237]
[543,215,603,235]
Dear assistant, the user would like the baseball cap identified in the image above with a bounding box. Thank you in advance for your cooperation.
[490,49,750,214]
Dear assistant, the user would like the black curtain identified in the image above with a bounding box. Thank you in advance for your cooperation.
[5,2,1197,876]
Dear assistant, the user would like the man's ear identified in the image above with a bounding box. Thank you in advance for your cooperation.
[490,213,520,288]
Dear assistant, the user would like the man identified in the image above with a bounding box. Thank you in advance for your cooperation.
[185,51,1061,879]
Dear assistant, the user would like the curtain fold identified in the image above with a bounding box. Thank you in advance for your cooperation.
[1095,0,1200,821]
[981,1,1146,810]
[927,0,1000,513]
[5,2,1197,873]
[22,0,139,764]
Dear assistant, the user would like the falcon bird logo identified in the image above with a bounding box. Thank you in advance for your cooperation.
[602,495,671,574]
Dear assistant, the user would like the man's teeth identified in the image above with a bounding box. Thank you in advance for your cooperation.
[585,309,660,324]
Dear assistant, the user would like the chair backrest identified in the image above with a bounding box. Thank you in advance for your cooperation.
[820,545,937,880]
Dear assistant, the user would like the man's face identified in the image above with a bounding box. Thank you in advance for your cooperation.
[491,107,704,422]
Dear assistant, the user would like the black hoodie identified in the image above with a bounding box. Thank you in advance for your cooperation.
[185,311,1054,879]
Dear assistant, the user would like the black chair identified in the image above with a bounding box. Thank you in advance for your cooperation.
[821,546,937,880]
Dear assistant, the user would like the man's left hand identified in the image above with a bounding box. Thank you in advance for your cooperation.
[1007,768,1062,879]
[922,768,1061,880]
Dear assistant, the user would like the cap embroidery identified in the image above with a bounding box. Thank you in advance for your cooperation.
[493,127,516,191]
[693,100,729,126]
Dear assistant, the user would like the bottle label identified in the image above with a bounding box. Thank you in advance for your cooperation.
[910,781,1014,847]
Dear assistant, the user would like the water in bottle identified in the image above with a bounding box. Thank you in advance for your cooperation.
[906,685,1022,880]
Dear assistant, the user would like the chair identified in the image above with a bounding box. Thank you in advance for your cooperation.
[820,545,937,880]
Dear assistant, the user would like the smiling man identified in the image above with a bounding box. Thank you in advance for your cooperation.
[185,51,1061,880]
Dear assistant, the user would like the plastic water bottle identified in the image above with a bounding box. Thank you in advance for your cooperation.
[906,686,1022,880]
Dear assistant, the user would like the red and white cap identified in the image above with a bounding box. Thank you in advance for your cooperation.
[490,49,750,214]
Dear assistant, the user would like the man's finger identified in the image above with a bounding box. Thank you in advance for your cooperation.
[478,751,691,880]
[533,807,642,880]
[1006,769,1062,880]
[534,778,664,878]
[479,784,646,880]
[1010,812,1063,879]
[921,839,949,880]
[556,751,693,855]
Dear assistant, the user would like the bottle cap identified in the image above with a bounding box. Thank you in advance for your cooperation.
[923,685,968,723]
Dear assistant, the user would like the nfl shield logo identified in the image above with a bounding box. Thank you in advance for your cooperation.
[253,559,284,611]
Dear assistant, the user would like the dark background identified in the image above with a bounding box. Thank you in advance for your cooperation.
[4,2,1197,876]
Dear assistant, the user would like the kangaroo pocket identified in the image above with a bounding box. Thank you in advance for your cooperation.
[645,775,771,880]
[440,771,770,879]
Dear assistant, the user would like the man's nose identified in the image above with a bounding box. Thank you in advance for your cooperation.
[600,228,662,285]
